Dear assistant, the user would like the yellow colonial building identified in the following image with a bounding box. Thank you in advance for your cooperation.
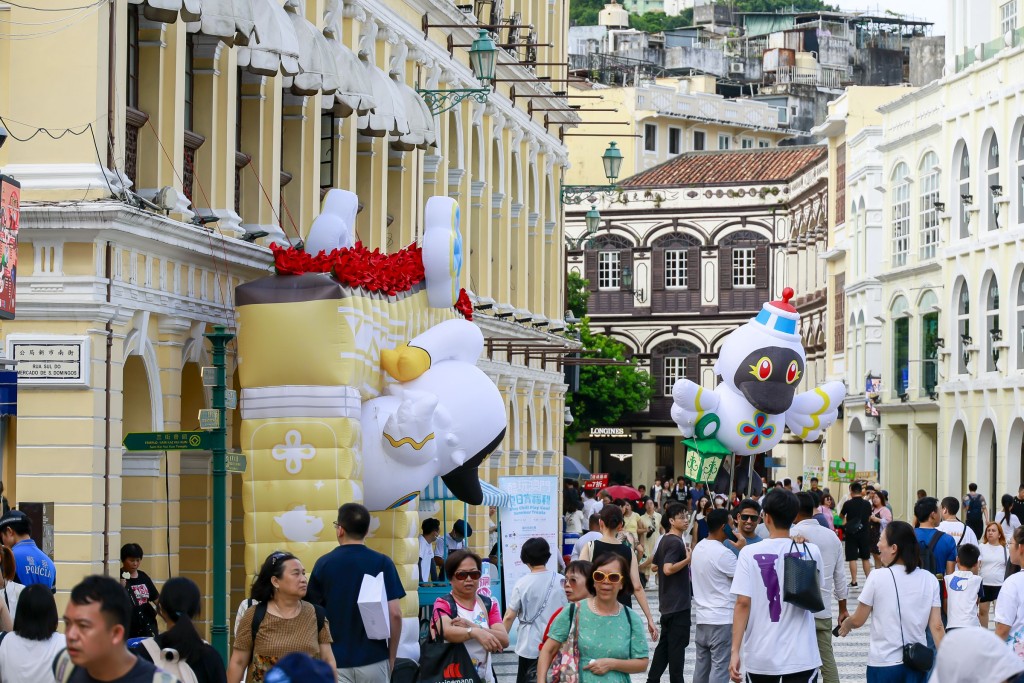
[0,0,575,630]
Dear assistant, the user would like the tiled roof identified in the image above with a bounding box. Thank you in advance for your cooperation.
[619,145,827,188]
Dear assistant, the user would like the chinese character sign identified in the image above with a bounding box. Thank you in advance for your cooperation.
[498,476,559,594]
[0,176,19,320]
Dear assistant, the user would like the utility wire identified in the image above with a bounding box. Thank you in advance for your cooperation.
[1,0,106,11]
[0,0,100,39]
[0,0,101,25]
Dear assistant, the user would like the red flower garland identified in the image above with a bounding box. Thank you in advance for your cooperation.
[270,242,471,320]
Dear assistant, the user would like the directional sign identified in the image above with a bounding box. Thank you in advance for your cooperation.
[225,452,247,473]
[225,389,238,410]
[199,409,221,430]
[123,431,212,452]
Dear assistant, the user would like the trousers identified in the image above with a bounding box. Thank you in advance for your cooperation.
[647,609,691,683]
[692,623,731,683]
[814,617,839,683]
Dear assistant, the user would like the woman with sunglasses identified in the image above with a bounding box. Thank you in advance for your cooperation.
[228,551,335,683]
[540,553,649,683]
[431,550,509,683]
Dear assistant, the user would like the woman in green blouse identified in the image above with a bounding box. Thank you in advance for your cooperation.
[537,552,649,683]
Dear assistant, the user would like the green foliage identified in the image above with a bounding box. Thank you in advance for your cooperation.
[731,0,834,11]
[628,10,693,32]
[564,278,655,443]
[569,0,833,28]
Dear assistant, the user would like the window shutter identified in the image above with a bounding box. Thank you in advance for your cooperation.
[719,246,733,291]
[755,244,769,289]
[621,248,633,291]
[687,246,700,291]
[685,353,700,383]
[653,248,665,291]
[585,250,598,289]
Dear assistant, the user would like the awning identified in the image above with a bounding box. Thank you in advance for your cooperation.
[282,0,339,96]
[185,0,255,46]
[356,21,410,138]
[237,0,299,77]
[129,0,201,23]
[390,53,436,151]
[323,14,376,117]
[420,475,510,507]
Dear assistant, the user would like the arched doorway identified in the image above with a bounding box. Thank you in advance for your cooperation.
[949,420,967,497]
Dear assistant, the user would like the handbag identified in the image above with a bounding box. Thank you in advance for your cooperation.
[417,607,483,683]
[889,568,935,672]
[546,604,579,683]
[783,540,825,613]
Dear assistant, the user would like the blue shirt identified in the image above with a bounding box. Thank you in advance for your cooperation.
[308,544,406,668]
[724,534,764,556]
[915,527,957,573]
[12,539,55,589]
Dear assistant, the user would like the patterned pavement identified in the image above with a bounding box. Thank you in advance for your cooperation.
[494,566,874,682]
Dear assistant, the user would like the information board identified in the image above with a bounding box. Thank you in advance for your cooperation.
[498,475,560,596]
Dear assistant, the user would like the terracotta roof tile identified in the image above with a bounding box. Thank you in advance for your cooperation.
[619,145,827,188]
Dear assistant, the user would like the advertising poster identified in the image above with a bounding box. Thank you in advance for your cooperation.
[498,475,560,595]
[828,460,856,483]
[0,176,19,320]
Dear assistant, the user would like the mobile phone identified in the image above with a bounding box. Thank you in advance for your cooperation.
[832,624,841,637]
[724,524,738,542]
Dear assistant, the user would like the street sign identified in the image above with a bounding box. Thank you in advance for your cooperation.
[226,452,247,473]
[225,389,238,410]
[201,366,220,386]
[199,409,220,430]
[123,431,212,451]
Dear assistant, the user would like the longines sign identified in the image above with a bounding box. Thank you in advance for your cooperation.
[589,427,630,439]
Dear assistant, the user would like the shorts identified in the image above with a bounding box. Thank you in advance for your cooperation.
[746,670,818,683]
[845,530,871,561]
[982,585,1002,603]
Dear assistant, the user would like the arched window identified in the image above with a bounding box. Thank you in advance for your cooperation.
[919,153,940,259]
[891,163,911,267]
[920,290,939,398]
[1017,126,1024,226]
[987,135,1001,230]
[652,233,701,311]
[892,296,910,396]
[957,280,971,375]
[848,313,857,387]
[591,234,632,290]
[986,275,1001,372]
[585,234,634,314]
[719,230,769,311]
[1016,273,1024,370]
[958,145,972,239]
[652,339,700,396]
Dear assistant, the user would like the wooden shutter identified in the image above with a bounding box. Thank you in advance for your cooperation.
[754,244,769,289]
[685,353,700,383]
[652,248,665,291]
[719,246,733,291]
[686,246,700,291]
[585,250,598,290]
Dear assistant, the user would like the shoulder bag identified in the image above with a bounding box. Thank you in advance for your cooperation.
[545,603,579,683]
[889,568,934,672]
[417,596,484,683]
[783,540,825,613]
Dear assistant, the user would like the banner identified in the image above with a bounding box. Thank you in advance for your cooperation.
[498,475,559,597]
[583,473,608,490]
[0,176,19,320]
[828,460,856,483]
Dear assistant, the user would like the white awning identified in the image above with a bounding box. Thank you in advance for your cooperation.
[282,0,340,96]
[323,15,376,117]
[389,44,436,151]
[185,0,256,46]
[356,21,409,138]
[129,0,201,23]
[237,0,299,77]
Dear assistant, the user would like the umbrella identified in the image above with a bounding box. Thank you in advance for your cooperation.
[563,456,591,480]
[603,485,642,500]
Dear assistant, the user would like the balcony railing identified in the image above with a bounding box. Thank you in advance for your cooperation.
[769,65,844,89]
[955,27,1024,72]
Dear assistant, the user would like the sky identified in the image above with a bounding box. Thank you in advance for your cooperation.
[833,1,949,37]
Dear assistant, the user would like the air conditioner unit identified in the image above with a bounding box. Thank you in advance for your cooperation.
[729,61,744,74]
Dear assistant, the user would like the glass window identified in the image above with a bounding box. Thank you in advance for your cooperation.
[987,276,1001,372]
[894,317,909,396]
[1016,275,1024,370]
[127,5,140,109]
[891,163,911,267]
[663,356,687,395]
[644,124,657,152]
[988,135,1001,230]
[693,130,705,151]
[758,139,770,148]
[919,153,940,259]
[741,137,753,149]
[1018,127,1024,226]
[668,127,681,155]
[320,113,335,189]
[664,249,687,288]
[184,34,195,131]
[732,247,755,287]
[1002,0,1018,34]
[958,282,971,375]
[718,134,731,150]
[598,251,621,289]
[959,145,972,239]
[922,311,939,396]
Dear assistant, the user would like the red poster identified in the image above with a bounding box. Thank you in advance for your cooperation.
[0,176,19,320]
[583,473,609,490]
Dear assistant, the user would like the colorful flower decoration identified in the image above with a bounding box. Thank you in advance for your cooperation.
[738,412,775,450]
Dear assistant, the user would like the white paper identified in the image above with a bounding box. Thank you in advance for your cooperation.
[358,571,391,640]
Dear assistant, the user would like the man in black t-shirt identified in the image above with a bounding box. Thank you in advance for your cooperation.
[840,482,873,586]
[647,503,692,683]
[1012,485,1024,527]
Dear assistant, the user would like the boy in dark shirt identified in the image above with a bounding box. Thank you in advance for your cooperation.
[840,482,873,586]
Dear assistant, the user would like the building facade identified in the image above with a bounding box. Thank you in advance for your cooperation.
[563,145,829,488]
[0,0,573,628]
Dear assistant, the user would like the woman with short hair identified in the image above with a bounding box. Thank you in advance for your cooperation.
[503,539,568,683]
[0,584,65,682]
[0,545,23,620]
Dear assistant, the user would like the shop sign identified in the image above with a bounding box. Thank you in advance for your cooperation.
[589,426,630,438]
[0,175,19,320]
[7,336,89,386]
[828,460,857,483]
[583,473,609,490]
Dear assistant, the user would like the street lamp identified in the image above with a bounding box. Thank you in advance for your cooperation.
[561,141,626,205]
[585,204,601,235]
[621,265,646,303]
[418,29,497,115]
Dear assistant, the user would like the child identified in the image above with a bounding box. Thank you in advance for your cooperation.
[945,543,983,631]
[120,542,160,638]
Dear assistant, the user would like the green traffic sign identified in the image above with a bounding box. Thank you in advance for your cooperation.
[122,431,212,452]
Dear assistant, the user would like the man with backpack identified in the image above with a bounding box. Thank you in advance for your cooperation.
[915,497,957,578]
[938,497,979,549]
[307,503,405,683]
[963,483,988,540]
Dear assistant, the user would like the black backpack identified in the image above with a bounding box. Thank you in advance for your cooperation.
[966,495,984,522]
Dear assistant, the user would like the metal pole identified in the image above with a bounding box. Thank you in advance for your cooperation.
[205,324,234,662]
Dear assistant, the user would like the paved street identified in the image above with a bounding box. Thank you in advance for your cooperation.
[494,567,873,682]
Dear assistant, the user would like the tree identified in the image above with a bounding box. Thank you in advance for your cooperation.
[564,279,655,443]
[629,10,694,33]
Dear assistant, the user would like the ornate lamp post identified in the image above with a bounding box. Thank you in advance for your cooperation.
[418,29,497,115]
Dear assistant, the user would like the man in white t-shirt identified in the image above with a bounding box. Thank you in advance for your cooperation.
[691,508,738,683]
[938,496,980,548]
[418,518,443,583]
[582,489,603,519]
[570,514,603,561]
[731,488,823,682]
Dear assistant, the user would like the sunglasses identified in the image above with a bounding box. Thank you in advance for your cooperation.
[738,514,759,522]
[592,571,624,584]
[453,570,482,581]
